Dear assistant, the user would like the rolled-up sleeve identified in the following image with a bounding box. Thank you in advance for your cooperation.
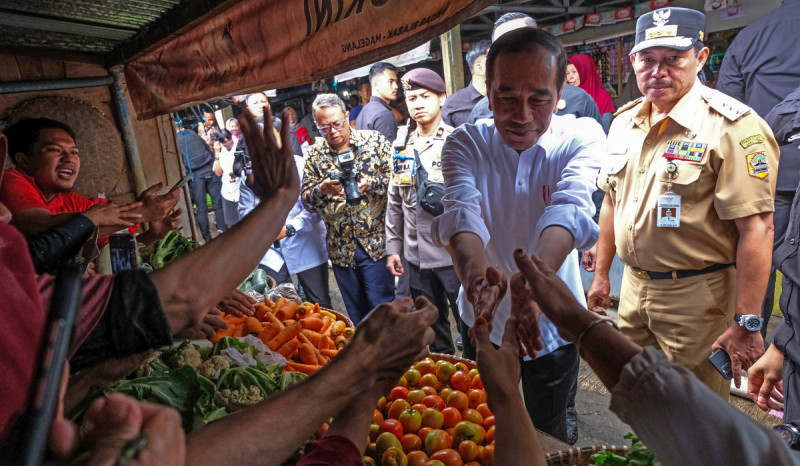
[535,118,603,251]
[431,130,491,248]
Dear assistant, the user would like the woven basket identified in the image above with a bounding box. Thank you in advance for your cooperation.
[428,352,477,369]
[544,445,630,465]
[320,307,354,329]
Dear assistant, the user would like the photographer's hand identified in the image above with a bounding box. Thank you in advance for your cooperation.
[319,178,343,196]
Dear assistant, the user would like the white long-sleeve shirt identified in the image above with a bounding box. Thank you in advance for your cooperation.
[431,115,604,354]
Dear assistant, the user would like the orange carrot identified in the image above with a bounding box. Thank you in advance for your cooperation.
[267,322,302,350]
[300,329,325,348]
[263,312,284,329]
[285,362,322,374]
[258,323,282,344]
[245,317,264,334]
[254,302,271,319]
[298,332,326,363]
[275,301,300,321]
[276,338,300,358]
[232,327,245,338]
[300,317,324,331]
[298,343,319,365]
[320,348,339,358]
[334,335,347,349]
[320,316,333,334]
[211,327,234,343]
[326,320,346,337]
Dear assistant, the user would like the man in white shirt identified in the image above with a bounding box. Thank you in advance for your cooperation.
[431,27,605,442]
[212,128,244,227]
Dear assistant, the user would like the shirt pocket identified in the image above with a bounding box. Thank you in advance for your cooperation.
[600,151,630,192]
[656,158,703,195]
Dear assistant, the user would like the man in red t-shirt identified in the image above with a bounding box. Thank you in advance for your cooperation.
[0,118,180,247]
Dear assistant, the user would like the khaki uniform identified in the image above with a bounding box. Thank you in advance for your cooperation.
[385,122,454,268]
[600,81,779,397]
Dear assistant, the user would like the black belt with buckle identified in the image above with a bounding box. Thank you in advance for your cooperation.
[631,263,735,280]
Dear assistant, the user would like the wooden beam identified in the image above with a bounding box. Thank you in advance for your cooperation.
[0,11,136,41]
[105,0,247,67]
[440,26,465,96]
[0,45,105,66]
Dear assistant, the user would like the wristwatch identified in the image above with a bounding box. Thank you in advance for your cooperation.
[285,225,297,237]
[774,424,800,450]
[735,314,764,332]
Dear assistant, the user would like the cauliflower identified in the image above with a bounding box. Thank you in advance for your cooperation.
[134,350,162,378]
[167,344,203,370]
[214,385,264,411]
[197,355,232,379]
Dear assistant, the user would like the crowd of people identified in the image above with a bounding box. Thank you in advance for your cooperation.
[2,3,800,464]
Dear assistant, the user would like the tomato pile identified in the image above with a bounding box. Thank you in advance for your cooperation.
[365,357,495,466]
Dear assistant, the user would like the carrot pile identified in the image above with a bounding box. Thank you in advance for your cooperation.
[210,298,354,375]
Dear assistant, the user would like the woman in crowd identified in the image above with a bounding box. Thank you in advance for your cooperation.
[566,54,616,133]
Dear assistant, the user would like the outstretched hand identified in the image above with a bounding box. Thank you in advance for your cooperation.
[239,106,299,201]
[513,249,587,342]
[509,272,543,358]
[467,267,508,331]
[475,316,522,409]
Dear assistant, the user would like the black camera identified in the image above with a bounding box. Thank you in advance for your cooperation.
[329,149,362,206]
[231,149,251,178]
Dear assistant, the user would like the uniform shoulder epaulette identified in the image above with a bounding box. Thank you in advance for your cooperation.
[613,97,644,116]
[701,87,751,122]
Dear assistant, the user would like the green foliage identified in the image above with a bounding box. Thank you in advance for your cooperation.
[591,433,661,466]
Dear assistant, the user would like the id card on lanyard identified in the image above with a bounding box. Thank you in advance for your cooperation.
[657,161,680,227]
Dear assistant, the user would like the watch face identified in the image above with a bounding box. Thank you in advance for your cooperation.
[743,316,762,332]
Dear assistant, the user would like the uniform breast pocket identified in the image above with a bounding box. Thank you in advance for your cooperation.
[657,159,703,194]
[600,152,629,192]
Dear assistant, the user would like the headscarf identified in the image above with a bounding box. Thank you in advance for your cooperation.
[568,54,616,114]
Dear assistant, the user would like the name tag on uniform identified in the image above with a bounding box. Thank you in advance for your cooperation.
[392,149,415,186]
[657,194,681,227]
[663,140,707,163]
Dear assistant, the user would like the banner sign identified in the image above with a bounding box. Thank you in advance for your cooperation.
[125,0,495,119]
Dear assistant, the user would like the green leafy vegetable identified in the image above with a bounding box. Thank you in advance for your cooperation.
[591,433,661,466]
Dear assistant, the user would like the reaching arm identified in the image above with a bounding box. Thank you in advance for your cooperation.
[711,212,772,386]
[587,193,616,313]
[533,225,574,272]
[149,107,299,334]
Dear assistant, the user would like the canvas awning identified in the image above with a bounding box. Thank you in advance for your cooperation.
[124,0,495,119]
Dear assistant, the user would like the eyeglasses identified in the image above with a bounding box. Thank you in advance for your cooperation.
[316,118,347,135]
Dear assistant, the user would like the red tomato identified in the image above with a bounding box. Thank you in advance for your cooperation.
[401,433,422,452]
[423,395,446,411]
[421,408,444,429]
[475,403,492,419]
[419,373,440,390]
[373,409,384,424]
[480,444,494,465]
[467,389,486,409]
[424,429,454,455]
[418,427,433,442]
[412,403,428,414]
[450,371,471,392]
[430,448,463,466]
[461,409,484,426]
[483,415,495,430]
[407,389,427,405]
[391,386,410,401]
[379,419,404,438]
[420,385,438,397]
[465,463,482,466]
[446,391,469,412]
[441,407,462,428]
[414,359,436,375]
[470,374,483,390]
[407,450,429,466]
[458,440,480,461]
[485,425,495,444]
[388,399,411,420]
[399,409,422,434]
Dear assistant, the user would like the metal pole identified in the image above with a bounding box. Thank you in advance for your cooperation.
[440,26,465,96]
[0,76,113,94]
[109,67,148,196]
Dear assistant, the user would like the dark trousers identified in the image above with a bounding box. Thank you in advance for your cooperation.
[331,244,395,326]
[189,175,226,242]
[222,198,240,228]
[409,262,462,354]
[297,262,333,309]
[460,319,578,443]
[762,190,795,338]
[396,256,412,299]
